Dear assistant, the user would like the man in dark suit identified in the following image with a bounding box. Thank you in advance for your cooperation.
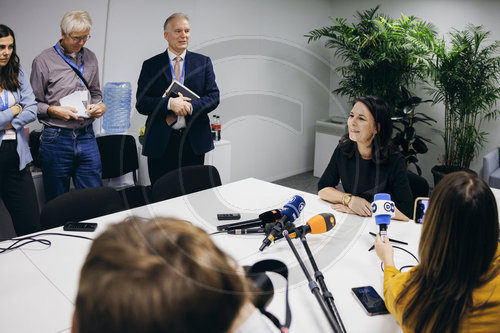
[136,13,219,185]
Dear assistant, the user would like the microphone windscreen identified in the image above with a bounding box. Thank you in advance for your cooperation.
[307,213,336,234]
[281,195,306,222]
[259,209,281,223]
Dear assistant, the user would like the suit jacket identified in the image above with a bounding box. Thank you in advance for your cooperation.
[136,49,220,158]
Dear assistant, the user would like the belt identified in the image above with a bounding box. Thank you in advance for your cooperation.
[44,124,92,134]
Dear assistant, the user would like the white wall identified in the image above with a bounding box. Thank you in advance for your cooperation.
[2,0,499,185]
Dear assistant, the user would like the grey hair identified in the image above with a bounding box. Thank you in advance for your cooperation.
[60,10,92,35]
[163,13,189,32]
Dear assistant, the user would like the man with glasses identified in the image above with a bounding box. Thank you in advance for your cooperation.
[30,10,106,202]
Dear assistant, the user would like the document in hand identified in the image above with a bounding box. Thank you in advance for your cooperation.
[163,80,200,100]
[59,90,89,118]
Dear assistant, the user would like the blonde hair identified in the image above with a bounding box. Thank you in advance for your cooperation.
[74,217,251,333]
[60,10,92,34]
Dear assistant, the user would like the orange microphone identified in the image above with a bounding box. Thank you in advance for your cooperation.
[291,213,336,238]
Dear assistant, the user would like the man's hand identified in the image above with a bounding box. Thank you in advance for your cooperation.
[170,92,192,116]
[47,105,83,121]
[87,102,106,118]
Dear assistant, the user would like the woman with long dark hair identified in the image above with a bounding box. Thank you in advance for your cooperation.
[0,25,39,235]
[318,96,412,220]
[375,171,500,332]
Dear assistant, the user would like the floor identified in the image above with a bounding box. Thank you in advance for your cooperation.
[272,171,319,194]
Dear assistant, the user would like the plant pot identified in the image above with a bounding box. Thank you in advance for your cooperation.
[431,165,466,187]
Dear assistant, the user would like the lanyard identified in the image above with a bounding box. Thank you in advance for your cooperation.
[54,43,85,87]
[0,90,8,111]
[168,55,186,83]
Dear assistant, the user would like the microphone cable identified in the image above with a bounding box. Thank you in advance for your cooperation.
[0,232,93,254]
[378,245,419,273]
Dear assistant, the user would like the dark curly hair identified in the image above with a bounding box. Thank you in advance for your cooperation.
[338,95,396,164]
[0,24,20,91]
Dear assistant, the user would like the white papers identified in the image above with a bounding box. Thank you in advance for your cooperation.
[59,90,89,118]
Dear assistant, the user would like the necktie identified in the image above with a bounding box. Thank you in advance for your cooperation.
[166,56,183,126]
[174,56,182,81]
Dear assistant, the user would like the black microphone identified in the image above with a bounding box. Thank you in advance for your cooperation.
[227,228,265,235]
[217,209,281,231]
[259,195,305,251]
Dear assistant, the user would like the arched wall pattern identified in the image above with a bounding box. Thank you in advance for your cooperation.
[193,37,345,182]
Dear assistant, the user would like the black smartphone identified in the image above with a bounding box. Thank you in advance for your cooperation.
[217,213,241,221]
[413,197,429,224]
[352,286,389,316]
[63,222,97,232]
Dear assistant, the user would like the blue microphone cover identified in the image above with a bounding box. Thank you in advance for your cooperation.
[281,195,305,222]
[373,193,393,225]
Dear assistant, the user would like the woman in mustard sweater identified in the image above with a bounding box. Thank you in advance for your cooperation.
[375,171,500,332]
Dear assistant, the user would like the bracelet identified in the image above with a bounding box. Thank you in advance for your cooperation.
[342,193,352,206]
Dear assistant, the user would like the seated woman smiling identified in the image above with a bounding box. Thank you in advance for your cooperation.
[318,96,412,220]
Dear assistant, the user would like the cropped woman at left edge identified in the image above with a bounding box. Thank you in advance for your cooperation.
[0,24,40,236]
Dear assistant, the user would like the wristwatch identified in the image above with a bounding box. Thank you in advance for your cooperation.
[343,193,352,206]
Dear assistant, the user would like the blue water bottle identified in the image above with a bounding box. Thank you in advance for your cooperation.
[103,82,131,133]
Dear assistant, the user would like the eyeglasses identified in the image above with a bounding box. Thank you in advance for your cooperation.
[68,34,91,42]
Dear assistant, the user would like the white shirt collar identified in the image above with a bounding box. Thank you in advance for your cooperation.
[167,49,187,62]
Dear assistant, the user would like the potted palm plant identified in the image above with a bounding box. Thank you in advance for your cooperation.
[428,25,500,185]
[305,6,437,174]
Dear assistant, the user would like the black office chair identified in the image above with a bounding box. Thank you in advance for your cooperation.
[407,170,430,202]
[39,187,124,230]
[152,165,222,202]
[96,134,151,209]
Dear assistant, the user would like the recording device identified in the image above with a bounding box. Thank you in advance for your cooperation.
[413,197,429,224]
[216,213,241,221]
[352,286,389,316]
[63,222,97,232]
[259,195,305,251]
[372,193,395,241]
[217,209,281,231]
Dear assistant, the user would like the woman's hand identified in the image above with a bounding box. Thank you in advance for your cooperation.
[348,196,372,217]
[375,233,394,267]
[331,203,356,214]
[12,104,22,116]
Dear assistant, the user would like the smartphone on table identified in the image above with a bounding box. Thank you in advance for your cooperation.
[413,197,429,224]
[352,286,389,316]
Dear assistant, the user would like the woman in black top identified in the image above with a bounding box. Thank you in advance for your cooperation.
[318,96,412,220]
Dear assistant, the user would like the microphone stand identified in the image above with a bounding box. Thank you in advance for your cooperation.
[298,234,346,333]
[283,230,343,333]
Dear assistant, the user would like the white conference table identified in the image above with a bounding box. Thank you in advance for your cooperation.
[0,178,424,333]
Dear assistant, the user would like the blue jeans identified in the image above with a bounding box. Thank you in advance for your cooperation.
[39,125,103,202]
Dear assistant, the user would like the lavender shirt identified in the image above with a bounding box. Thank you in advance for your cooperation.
[30,41,102,129]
